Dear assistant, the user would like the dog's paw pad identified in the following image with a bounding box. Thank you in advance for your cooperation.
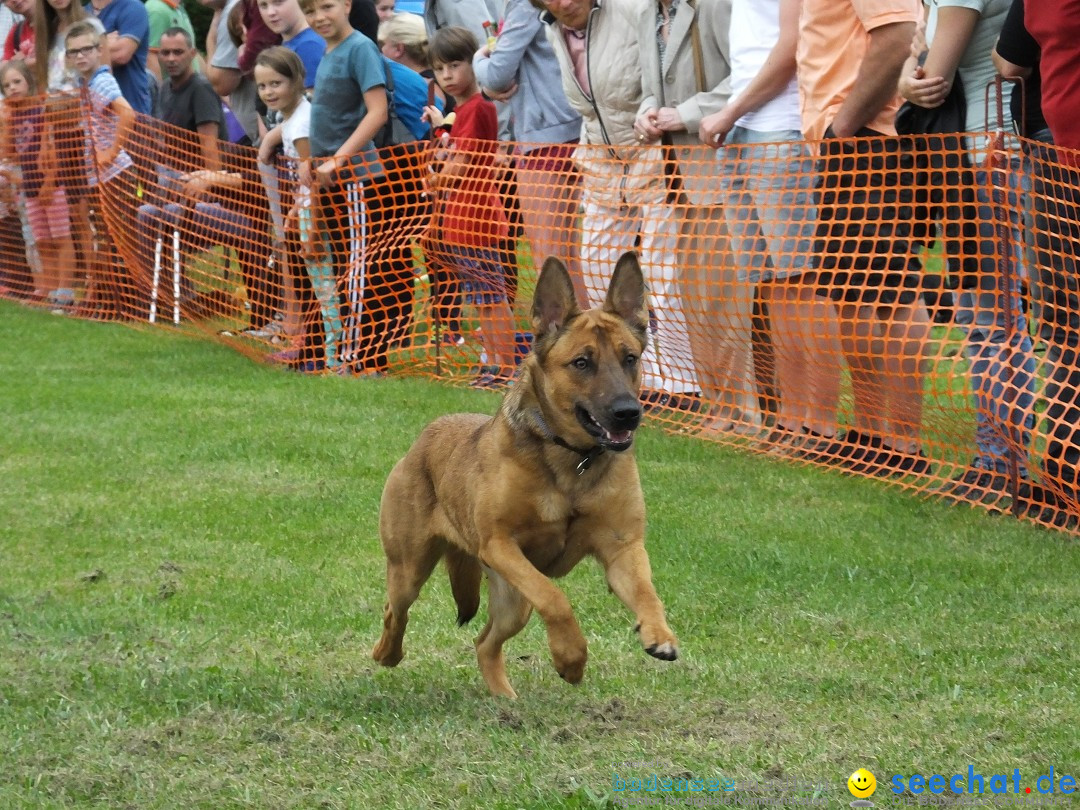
[645,642,678,661]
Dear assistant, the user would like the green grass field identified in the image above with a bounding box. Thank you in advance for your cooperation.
[1,302,1077,809]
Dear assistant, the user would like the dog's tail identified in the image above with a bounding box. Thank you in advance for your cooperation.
[445,546,482,626]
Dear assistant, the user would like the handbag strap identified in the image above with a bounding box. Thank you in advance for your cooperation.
[381,58,400,118]
[689,2,705,95]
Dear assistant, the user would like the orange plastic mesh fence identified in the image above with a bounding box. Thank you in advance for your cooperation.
[3,91,1079,533]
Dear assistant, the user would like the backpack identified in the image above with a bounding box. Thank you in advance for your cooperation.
[373,61,420,150]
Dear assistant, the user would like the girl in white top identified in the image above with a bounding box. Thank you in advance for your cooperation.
[255,46,338,372]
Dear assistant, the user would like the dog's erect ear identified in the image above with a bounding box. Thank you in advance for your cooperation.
[603,252,649,331]
[532,256,581,337]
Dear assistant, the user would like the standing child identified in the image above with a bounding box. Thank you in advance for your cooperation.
[257,0,324,84]
[253,0,323,347]
[255,45,341,372]
[65,19,136,317]
[0,61,36,300]
[300,0,392,376]
[423,25,514,388]
[0,59,77,310]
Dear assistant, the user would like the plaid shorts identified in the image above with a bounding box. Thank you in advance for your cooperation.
[439,244,509,306]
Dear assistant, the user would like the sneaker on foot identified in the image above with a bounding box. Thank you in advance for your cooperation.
[242,320,285,340]
[441,331,465,346]
[268,348,300,364]
[470,366,514,390]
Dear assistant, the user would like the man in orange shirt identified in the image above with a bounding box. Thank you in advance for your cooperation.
[795,0,932,477]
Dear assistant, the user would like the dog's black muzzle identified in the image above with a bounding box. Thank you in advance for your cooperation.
[575,394,642,452]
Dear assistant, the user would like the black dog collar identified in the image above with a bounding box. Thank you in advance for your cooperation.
[550,435,606,475]
[531,410,605,475]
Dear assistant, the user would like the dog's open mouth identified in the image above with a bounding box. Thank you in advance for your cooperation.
[575,405,635,451]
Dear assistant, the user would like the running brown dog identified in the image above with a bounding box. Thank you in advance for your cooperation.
[372,252,679,698]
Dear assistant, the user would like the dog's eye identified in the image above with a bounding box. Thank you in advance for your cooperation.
[624,354,638,367]
[572,357,590,370]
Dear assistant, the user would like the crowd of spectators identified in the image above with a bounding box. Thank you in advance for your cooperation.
[0,0,1077,518]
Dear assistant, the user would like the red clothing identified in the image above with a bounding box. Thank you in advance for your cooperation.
[238,0,281,75]
[439,93,509,248]
[1025,0,1080,159]
[3,19,34,62]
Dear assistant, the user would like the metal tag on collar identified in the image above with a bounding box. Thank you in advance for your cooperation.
[575,447,603,475]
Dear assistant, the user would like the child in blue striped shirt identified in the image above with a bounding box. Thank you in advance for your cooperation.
[65,19,137,315]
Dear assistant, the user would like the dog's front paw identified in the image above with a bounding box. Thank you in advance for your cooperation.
[555,652,587,684]
[635,621,679,661]
[551,638,588,684]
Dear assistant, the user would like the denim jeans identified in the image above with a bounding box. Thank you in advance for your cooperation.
[136,201,257,253]
[1031,148,1080,499]
[718,127,817,283]
[136,198,277,327]
[953,158,1037,475]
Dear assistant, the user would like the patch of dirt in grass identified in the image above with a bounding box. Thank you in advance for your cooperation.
[1,609,35,642]
[157,580,179,600]
[496,708,524,730]
[582,697,625,726]
[549,698,626,742]
[122,722,185,758]
[660,699,791,747]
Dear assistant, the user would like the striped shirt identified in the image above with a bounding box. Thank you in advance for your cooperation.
[81,65,134,185]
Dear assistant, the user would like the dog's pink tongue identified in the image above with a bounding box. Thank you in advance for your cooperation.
[606,429,632,445]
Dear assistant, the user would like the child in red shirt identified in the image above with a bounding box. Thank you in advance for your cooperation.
[423,26,515,389]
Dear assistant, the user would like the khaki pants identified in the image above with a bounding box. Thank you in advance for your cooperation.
[579,193,698,394]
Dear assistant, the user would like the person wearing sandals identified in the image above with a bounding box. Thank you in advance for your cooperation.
[698,0,842,448]
[796,0,933,477]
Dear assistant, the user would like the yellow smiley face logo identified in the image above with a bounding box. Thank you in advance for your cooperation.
[848,768,877,799]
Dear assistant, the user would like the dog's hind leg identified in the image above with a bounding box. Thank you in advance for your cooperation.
[474,569,532,699]
[372,537,444,668]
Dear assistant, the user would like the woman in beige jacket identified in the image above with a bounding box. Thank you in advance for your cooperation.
[538,0,699,404]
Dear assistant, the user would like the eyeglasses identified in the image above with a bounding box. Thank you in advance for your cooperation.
[65,44,98,57]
